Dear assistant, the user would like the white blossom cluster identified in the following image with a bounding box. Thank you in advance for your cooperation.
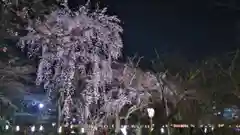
[17,5,123,123]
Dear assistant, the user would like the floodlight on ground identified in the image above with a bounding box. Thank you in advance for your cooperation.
[81,127,85,133]
[5,125,9,130]
[121,125,127,135]
[58,126,62,133]
[39,125,44,131]
[15,126,20,132]
[160,127,165,134]
[31,126,35,132]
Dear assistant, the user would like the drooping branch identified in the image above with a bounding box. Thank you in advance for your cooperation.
[17,3,123,125]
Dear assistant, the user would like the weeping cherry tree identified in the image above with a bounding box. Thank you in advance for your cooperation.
[17,2,123,127]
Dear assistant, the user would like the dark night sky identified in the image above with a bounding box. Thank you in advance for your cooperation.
[71,0,240,61]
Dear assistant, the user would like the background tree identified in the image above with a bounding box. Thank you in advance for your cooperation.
[201,50,240,123]
[151,49,240,127]
[150,52,222,135]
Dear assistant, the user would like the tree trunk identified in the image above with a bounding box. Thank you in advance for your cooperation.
[164,99,171,135]
[58,91,64,128]
[86,125,95,135]
[115,113,121,133]
[162,87,171,135]
[135,123,142,135]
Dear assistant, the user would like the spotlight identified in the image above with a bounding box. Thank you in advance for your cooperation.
[52,123,56,127]
[38,103,44,109]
